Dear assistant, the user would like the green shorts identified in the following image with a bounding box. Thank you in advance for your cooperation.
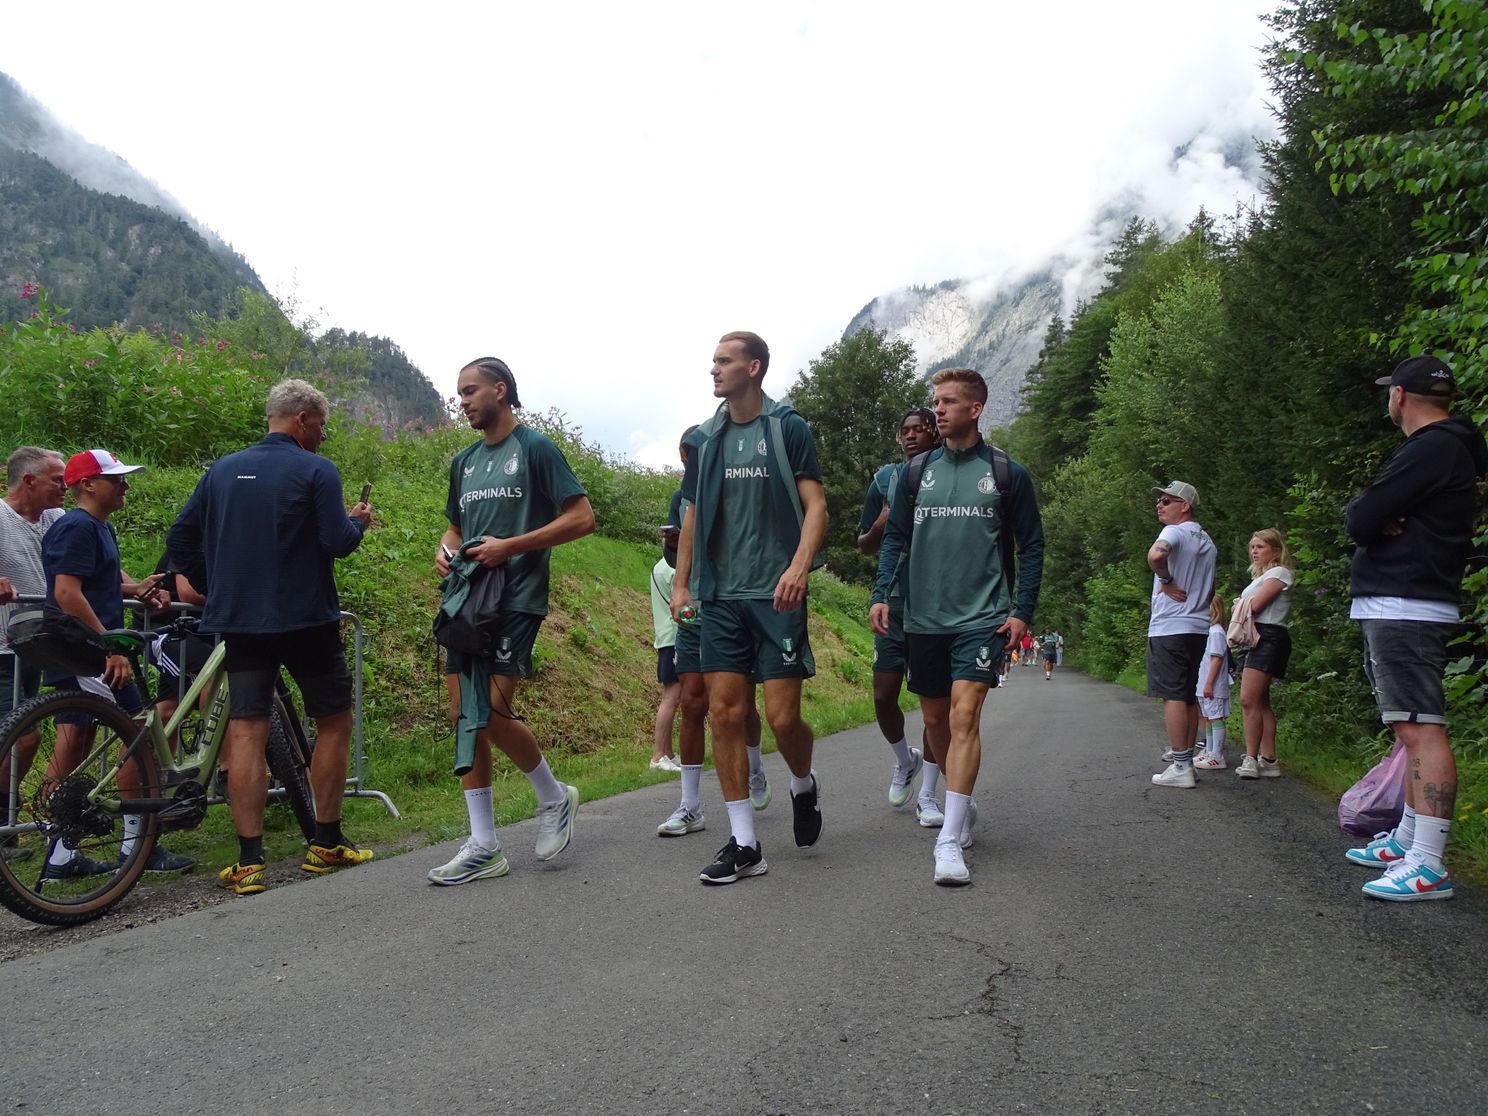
[701,598,815,681]
[906,626,1006,698]
[872,599,907,675]
[444,612,544,679]
[674,612,703,675]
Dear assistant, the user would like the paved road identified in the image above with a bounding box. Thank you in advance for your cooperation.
[3,669,1486,1115]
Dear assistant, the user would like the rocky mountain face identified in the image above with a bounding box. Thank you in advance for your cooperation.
[844,272,1061,429]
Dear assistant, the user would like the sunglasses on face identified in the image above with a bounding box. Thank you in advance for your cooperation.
[1157,497,1180,506]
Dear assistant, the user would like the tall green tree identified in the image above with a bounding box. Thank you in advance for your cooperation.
[788,328,928,583]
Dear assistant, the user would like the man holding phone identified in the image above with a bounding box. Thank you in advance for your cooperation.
[169,379,372,895]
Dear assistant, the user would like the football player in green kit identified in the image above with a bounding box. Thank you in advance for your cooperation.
[870,368,1044,886]
[427,357,596,885]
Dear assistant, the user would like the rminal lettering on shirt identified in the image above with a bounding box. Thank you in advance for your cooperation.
[915,505,994,523]
[725,466,770,479]
[459,486,524,511]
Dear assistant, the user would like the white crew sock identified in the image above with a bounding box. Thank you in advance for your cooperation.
[681,765,702,812]
[920,761,941,804]
[941,791,971,847]
[724,798,757,848]
[1412,814,1450,868]
[1171,747,1194,773]
[119,814,144,858]
[746,743,763,778]
[1209,723,1227,759]
[464,787,499,849]
[1398,804,1418,848]
[48,842,76,867]
[524,757,564,809]
[789,772,815,797]
[887,736,912,767]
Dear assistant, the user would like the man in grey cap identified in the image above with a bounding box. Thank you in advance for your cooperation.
[1146,481,1216,788]
[1344,356,1488,901]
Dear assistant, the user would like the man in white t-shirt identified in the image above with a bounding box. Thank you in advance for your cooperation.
[1145,481,1216,789]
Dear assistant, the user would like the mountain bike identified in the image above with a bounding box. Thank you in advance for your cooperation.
[0,615,316,926]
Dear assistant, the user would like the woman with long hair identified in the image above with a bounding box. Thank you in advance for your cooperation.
[1237,528,1295,778]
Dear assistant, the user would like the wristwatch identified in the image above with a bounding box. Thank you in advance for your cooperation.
[1157,574,1173,585]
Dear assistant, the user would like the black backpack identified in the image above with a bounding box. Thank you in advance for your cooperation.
[903,445,1017,589]
[432,565,508,658]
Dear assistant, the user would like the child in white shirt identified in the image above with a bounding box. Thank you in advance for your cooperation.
[1193,592,1233,770]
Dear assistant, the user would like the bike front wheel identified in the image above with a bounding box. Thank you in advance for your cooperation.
[0,689,160,926]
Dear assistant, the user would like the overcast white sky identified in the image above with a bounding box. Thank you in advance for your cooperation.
[3,2,1280,467]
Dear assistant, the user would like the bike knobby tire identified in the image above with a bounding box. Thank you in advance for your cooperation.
[0,689,161,926]
[267,694,317,842]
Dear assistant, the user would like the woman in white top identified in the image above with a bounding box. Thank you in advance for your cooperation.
[1237,527,1295,779]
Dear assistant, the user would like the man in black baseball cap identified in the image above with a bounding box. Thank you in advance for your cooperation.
[1373,354,1456,398]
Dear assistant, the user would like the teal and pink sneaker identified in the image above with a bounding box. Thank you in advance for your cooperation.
[1345,831,1408,867]
[1361,856,1454,902]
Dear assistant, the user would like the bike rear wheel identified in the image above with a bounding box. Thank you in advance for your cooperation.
[0,689,160,926]
[267,693,316,841]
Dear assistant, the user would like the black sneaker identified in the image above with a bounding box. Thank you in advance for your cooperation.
[790,773,822,848]
[126,846,197,874]
[699,837,768,885]
[40,854,114,882]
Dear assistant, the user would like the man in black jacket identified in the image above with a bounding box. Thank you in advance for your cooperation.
[1343,355,1488,902]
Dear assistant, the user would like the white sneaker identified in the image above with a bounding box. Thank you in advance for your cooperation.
[959,797,978,849]
[748,769,771,811]
[1193,754,1227,770]
[1151,763,1196,789]
[649,756,682,773]
[916,800,945,828]
[426,838,509,885]
[888,747,923,809]
[1258,756,1282,778]
[534,783,579,860]
[1236,755,1261,780]
[933,841,971,886]
[656,805,706,837]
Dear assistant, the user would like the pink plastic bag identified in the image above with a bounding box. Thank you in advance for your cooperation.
[1337,739,1407,836]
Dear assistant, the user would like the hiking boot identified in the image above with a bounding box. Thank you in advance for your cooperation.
[218,861,267,896]
[534,783,579,860]
[426,839,509,885]
[790,773,822,848]
[889,748,922,809]
[656,806,706,837]
[699,837,767,885]
[302,842,374,874]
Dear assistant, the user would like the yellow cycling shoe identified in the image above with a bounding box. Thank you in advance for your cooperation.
[301,843,374,875]
[218,862,267,896]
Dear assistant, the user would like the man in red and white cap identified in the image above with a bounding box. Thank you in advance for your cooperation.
[40,449,193,879]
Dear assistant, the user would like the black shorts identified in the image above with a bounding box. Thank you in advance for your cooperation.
[0,656,40,717]
[1244,623,1292,679]
[1147,633,1208,703]
[443,612,544,679]
[224,622,352,718]
[657,646,678,686]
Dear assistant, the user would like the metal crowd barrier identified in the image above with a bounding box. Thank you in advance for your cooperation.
[2,596,399,821]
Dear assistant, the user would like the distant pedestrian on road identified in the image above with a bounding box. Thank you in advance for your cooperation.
[672,331,827,885]
[425,358,595,886]
[1040,627,1058,680]
[871,368,1045,886]
[1235,528,1294,780]
[648,525,682,774]
[1343,356,1487,902]
[856,406,942,823]
[1146,481,1217,790]
[170,384,370,894]
[1193,592,1232,771]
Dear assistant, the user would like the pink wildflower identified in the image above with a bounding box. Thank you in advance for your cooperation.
[20,282,37,300]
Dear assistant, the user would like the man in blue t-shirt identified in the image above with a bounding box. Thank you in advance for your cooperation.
[169,381,372,895]
[43,449,192,880]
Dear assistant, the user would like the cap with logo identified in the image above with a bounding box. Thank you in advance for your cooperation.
[63,449,146,486]
[1374,355,1456,398]
[1151,480,1199,508]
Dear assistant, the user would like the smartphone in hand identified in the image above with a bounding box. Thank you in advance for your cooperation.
[360,483,373,504]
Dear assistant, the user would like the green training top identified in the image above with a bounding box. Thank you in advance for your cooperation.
[857,461,904,599]
[445,425,587,616]
[872,438,1045,635]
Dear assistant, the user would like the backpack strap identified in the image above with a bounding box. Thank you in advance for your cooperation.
[989,443,1017,598]
[768,414,825,571]
[904,449,933,508]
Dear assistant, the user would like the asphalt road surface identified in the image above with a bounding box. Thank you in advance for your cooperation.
[3,668,1486,1115]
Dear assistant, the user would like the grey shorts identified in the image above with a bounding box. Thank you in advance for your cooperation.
[1147,633,1207,703]
[1360,619,1451,725]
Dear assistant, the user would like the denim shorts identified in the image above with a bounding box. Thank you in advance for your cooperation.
[1360,619,1451,725]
